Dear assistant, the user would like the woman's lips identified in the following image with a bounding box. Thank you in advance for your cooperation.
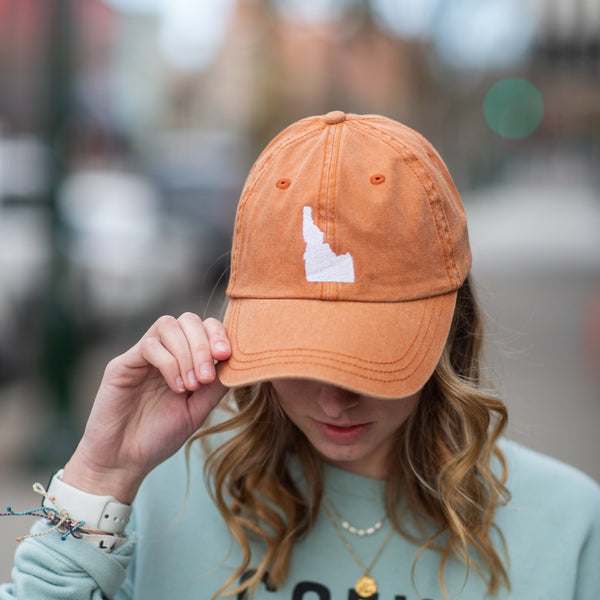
[312,419,373,444]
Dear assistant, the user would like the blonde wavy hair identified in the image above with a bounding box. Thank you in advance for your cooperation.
[187,275,510,599]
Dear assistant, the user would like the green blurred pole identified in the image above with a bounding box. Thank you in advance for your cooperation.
[31,0,80,466]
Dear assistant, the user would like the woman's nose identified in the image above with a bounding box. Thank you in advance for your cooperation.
[317,384,360,418]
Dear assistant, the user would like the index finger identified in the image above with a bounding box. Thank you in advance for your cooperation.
[202,317,232,362]
[176,314,231,384]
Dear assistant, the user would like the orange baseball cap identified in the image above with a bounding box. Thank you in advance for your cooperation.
[218,111,471,398]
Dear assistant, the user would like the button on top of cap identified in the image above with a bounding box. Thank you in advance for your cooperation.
[323,110,347,125]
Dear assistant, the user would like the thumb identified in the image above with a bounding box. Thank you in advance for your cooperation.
[186,378,229,431]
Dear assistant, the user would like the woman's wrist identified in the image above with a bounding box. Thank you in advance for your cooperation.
[62,453,143,506]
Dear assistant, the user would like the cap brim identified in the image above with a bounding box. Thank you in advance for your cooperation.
[218,292,456,399]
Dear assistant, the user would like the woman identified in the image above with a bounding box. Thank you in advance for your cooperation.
[2,111,599,599]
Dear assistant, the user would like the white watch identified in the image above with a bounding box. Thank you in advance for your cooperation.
[45,469,132,535]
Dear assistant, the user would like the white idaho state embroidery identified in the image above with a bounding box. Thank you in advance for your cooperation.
[302,206,355,283]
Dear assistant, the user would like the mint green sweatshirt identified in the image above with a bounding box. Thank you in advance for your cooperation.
[2,439,599,599]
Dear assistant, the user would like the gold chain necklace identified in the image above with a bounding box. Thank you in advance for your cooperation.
[322,498,394,598]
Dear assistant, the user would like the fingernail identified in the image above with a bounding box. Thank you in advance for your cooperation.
[187,370,197,386]
[214,341,230,353]
[176,376,185,391]
[200,362,214,380]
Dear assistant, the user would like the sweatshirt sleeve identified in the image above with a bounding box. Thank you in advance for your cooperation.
[575,486,600,600]
[0,520,136,600]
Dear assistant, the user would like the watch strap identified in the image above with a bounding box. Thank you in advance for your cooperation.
[45,469,132,534]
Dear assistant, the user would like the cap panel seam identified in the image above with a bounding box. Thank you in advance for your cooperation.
[348,120,462,289]
[359,120,462,287]
[350,120,460,287]
[400,127,468,288]
[324,121,344,300]
[316,125,334,300]
[330,121,344,300]
[229,123,324,289]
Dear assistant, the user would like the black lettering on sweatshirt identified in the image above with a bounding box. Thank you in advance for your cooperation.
[236,571,436,600]
[292,581,330,599]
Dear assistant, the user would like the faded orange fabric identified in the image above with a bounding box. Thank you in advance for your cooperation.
[218,112,471,398]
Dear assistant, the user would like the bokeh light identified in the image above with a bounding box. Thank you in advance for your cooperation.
[103,0,236,71]
[275,0,354,23]
[159,0,236,71]
[483,78,544,139]
[433,0,535,71]
[102,0,158,14]
[371,0,442,39]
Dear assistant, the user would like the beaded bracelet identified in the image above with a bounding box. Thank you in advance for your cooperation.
[1,481,126,551]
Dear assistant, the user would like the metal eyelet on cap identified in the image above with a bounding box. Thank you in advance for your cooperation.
[323,110,346,125]
[276,178,291,189]
[370,174,385,185]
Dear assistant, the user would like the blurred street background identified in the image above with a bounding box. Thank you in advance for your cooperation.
[1,0,599,581]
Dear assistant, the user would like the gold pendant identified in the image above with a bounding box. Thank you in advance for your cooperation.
[355,575,377,598]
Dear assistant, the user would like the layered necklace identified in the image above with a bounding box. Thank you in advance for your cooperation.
[323,494,394,598]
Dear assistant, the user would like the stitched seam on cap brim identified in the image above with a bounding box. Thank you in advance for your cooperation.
[349,120,462,289]
[229,121,325,289]
[227,295,448,374]
[229,296,433,365]
[225,300,442,383]
[225,360,429,384]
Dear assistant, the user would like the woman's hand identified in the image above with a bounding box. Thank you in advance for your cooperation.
[62,313,231,504]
